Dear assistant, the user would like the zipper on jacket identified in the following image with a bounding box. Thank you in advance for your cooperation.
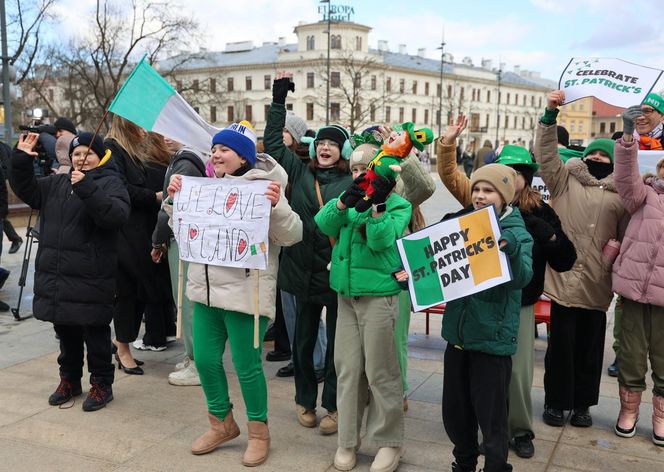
[204,264,211,306]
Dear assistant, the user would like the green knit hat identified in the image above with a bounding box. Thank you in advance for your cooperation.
[398,122,434,152]
[495,145,539,170]
[583,138,615,163]
[643,92,664,115]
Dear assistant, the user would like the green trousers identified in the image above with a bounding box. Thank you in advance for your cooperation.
[193,303,269,421]
[612,295,623,357]
[618,298,664,397]
[508,304,535,439]
[394,291,411,393]
[167,240,194,360]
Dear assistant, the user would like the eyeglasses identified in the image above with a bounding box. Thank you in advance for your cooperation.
[315,139,340,149]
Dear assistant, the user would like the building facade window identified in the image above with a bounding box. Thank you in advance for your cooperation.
[264,104,270,121]
[227,77,234,92]
[399,79,405,93]
[331,102,340,121]
[385,106,391,122]
[412,80,417,95]
[227,105,234,122]
[424,109,429,124]
[371,75,377,91]
[600,122,606,133]
[193,79,199,92]
[210,106,217,122]
[245,105,253,122]
[264,75,271,90]
[355,36,362,51]
[425,82,429,96]
[307,103,314,120]
[210,78,216,93]
[447,85,452,97]
[306,35,315,50]
[354,72,361,88]
[245,76,252,91]
[412,108,417,122]
[331,71,341,87]
[370,104,376,122]
[331,35,342,49]
[307,72,314,88]
[386,77,392,92]
[505,115,509,128]
[176,80,182,92]
[610,122,616,133]
[399,107,404,122]
[487,90,491,103]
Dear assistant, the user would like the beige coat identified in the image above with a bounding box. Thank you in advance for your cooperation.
[184,153,303,319]
[534,123,629,311]
[437,138,472,207]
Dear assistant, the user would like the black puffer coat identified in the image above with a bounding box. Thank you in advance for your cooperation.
[10,149,130,326]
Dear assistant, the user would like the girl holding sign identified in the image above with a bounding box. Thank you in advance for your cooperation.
[430,164,533,472]
[437,119,576,460]
[167,122,302,467]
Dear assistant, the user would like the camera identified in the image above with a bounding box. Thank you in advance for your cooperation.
[18,123,57,176]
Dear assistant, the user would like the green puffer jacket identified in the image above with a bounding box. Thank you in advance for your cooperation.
[441,206,534,356]
[315,193,412,297]
[264,102,352,304]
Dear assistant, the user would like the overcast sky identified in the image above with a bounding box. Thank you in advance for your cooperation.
[52,0,664,91]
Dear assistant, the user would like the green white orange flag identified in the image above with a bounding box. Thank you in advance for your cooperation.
[108,57,219,157]
[396,206,512,311]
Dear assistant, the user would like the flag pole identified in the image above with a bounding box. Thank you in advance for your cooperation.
[253,269,260,349]
[176,258,184,339]
[78,108,110,171]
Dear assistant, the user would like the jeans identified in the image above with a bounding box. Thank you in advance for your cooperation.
[281,290,326,370]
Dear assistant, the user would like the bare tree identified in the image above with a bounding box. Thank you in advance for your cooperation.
[22,0,201,130]
[318,49,398,134]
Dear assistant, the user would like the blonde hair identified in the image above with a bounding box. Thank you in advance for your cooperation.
[106,114,146,166]
[657,157,664,177]
[143,132,171,166]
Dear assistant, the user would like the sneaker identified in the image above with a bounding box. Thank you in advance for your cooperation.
[319,411,338,435]
[8,238,23,254]
[510,434,535,458]
[168,361,201,386]
[133,339,167,351]
[48,377,82,405]
[82,382,113,411]
[296,404,317,428]
[570,408,592,427]
[276,362,294,377]
[607,359,618,377]
[0,268,9,290]
[451,462,476,472]
[166,336,177,343]
[543,405,565,427]
[175,356,192,371]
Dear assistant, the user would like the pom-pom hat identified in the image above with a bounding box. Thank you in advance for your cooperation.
[212,120,257,165]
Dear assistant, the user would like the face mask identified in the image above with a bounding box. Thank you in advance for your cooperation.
[584,159,613,180]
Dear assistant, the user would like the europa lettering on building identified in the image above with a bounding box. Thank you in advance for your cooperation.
[318,4,355,22]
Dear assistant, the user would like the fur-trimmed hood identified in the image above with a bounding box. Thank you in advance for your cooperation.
[565,157,617,193]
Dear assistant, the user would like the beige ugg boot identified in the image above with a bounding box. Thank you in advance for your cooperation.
[242,421,270,467]
[191,411,240,455]
[614,385,641,438]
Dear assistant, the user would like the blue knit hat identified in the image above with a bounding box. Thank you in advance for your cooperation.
[212,120,257,165]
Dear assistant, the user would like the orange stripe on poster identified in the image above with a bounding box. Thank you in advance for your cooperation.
[458,210,502,284]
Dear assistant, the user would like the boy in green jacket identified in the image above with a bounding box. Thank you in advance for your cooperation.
[439,164,533,472]
[315,173,411,472]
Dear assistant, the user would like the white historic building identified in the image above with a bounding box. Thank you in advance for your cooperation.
[161,20,556,152]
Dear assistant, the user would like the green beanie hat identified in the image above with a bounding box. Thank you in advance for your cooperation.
[495,144,539,170]
[583,138,615,163]
[643,92,664,115]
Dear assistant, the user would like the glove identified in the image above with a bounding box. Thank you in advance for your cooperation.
[339,174,366,208]
[522,213,556,244]
[272,77,295,104]
[622,105,643,136]
[370,175,397,204]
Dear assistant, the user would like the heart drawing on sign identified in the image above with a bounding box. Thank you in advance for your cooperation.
[189,227,198,240]
[226,192,238,211]
[237,238,247,255]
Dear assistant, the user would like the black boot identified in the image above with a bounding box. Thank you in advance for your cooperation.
[48,377,83,405]
[543,405,565,427]
[82,381,114,411]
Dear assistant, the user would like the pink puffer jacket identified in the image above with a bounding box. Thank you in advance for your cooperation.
[612,138,664,306]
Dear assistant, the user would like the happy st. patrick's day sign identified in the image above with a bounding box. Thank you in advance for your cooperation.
[396,206,512,311]
[173,176,271,269]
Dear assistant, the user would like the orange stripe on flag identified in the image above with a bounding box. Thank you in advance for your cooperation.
[459,210,502,284]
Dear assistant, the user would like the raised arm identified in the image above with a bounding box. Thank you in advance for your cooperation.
[9,133,51,210]
[613,107,647,214]
[534,90,570,199]
[436,116,472,207]
[263,71,304,180]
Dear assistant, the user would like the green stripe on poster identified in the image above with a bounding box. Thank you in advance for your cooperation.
[401,236,443,306]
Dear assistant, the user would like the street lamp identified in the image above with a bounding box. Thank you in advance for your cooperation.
[436,27,445,138]
[320,0,332,125]
[495,65,502,147]
[0,0,13,143]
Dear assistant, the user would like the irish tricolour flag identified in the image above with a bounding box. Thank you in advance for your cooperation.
[109,57,220,156]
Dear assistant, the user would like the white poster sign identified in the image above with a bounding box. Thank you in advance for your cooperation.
[173,176,271,269]
[531,176,550,204]
[559,57,663,108]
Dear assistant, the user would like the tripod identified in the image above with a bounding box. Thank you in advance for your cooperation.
[11,210,38,321]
